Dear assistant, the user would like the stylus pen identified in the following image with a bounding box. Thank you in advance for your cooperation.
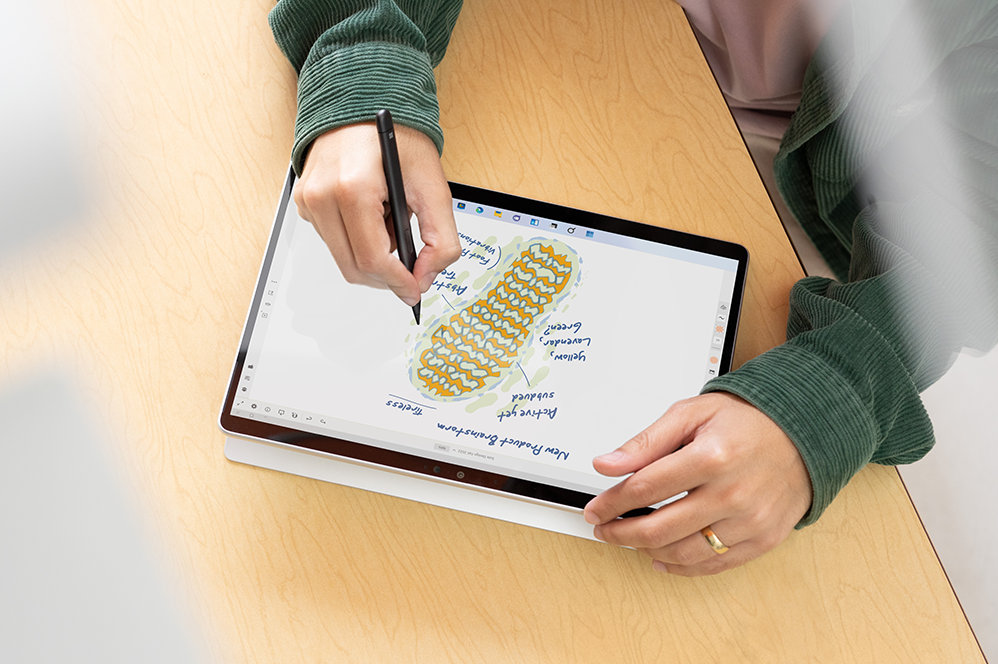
[376,109,420,324]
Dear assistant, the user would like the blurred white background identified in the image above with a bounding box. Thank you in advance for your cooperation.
[904,352,998,659]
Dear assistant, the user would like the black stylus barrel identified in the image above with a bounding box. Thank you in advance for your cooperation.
[376,109,420,323]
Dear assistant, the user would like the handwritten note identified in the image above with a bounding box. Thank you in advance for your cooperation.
[386,399,423,416]
[497,391,559,423]
[435,421,570,462]
[385,394,433,416]
[496,404,558,423]
[542,320,593,362]
[458,232,499,268]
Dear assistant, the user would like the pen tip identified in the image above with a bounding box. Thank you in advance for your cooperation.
[413,301,421,325]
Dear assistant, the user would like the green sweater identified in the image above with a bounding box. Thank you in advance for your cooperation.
[269,0,998,526]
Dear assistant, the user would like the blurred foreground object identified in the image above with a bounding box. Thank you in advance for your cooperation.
[0,0,92,264]
[0,370,208,663]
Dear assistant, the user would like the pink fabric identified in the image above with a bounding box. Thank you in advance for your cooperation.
[678,0,844,138]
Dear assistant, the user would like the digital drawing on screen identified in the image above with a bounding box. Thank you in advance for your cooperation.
[410,239,581,401]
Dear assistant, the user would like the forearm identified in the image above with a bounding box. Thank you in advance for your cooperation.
[705,0,998,526]
[269,0,463,173]
[704,207,970,525]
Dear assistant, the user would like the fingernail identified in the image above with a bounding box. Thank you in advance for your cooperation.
[652,561,669,574]
[595,450,624,463]
[401,294,420,307]
[593,525,605,540]
[584,509,600,525]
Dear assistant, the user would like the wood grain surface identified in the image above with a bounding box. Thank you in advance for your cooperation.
[0,1,983,662]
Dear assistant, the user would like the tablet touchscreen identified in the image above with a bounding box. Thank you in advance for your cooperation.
[220,169,747,510]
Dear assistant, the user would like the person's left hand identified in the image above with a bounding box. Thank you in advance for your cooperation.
[582,392,812,576]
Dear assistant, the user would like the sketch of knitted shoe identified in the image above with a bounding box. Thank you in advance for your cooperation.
[410,239,580,401]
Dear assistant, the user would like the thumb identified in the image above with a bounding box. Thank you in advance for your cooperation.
[409,184,461,292]
[592,399,708,476]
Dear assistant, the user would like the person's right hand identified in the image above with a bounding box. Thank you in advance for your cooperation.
[294,122,462,306]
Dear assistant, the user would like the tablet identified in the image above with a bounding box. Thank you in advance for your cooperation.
[220,168,747,517]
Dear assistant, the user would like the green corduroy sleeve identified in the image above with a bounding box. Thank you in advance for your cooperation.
[269,0,463,174]
[704,1,998,527]
[703,208,941,526]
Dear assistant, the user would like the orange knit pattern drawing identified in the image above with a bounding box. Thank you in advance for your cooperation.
[411,240,579,400]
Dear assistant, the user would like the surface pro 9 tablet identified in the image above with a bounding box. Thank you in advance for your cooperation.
[220,168,748,533]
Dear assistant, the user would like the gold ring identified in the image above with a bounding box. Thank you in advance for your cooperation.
[701,527,729,554]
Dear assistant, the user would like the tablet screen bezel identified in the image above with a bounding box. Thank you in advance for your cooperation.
[219,168,748,512]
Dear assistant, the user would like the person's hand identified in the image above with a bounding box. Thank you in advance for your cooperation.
[294,122,462,306]
[582,392,812,576]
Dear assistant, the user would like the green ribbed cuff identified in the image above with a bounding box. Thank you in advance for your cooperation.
[292,40,444,175]
[702,344,880,527]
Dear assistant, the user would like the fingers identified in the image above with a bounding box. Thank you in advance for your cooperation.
[647,522,740,569]
[295,121,460,306]
[394,125,462,292]
[598,502,749,568]
[295,186,361,284]
[582,392,812,577]
[647,515,791,576]
[652,537,768,577]
[583,398,715,525]
[410,191,461,292]
[592,487,719,550]
[336,181,422,305]
[595,493,787,577]
[583,444,705,526]
[592,398,710,477]
[606,509,761,577]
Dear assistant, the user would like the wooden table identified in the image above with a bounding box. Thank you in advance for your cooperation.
[1,1,984,661]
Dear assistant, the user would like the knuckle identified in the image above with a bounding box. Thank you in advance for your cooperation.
[593,522,618,544]
[331,166,364,190]
[296,179,329,211]
[698,439,732,474]
[630,532,660,551]
[670,544,702,567]
[623,473,659,507]
[322,169,373,207]
[722,485,753,514]
[331,175,366,207]
[591,509,615,532]
[341,269,365,286]
[352,252,383,277]
[745,502,773,529]
[440,238,463,264]
[628,522,667,550]
[666,397,696,417]
[626,427,655,456]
